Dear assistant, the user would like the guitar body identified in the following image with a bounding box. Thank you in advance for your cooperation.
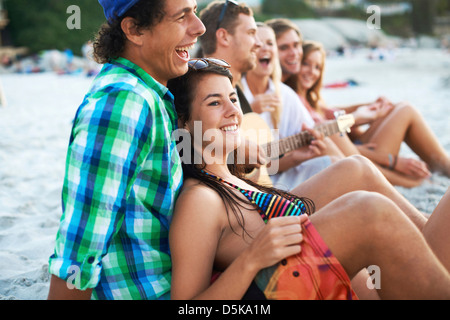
[241,113,274,186]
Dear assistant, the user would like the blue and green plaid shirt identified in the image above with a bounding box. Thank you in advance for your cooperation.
[48,57,183,299]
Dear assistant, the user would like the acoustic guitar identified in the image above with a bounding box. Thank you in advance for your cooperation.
[240,112,355,186]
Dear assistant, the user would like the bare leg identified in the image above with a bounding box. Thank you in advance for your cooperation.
[422,187,450,270]
[355,103,397,142]
[309,191,450,299]
[323,137,346,159]
[291,155,428,229]
[360,102,450,176]
[330,132,424,188]
[351,270,380,300]
[329,133,359,157]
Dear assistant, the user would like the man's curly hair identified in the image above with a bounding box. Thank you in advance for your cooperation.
[93,0,166,64]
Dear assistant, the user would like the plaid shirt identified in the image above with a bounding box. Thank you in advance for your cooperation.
[48,57,183,300]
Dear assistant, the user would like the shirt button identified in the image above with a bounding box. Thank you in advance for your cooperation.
[293,271,300,277]
[281,259,287,266]
[87,256,95,264]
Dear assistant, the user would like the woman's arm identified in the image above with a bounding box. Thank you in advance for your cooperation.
[250,93,281,114]
[169,184,306,300]
[350,103,394,126]
[334,102,367,114]
[330,97,394,126]
[170,185,257,300]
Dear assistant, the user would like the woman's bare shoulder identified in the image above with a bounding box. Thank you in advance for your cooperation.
[175,178,226,215]
[179,178,222,198]
[172,178,228,236]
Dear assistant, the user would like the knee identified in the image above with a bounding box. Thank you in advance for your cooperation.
[346,191,403,236]
[347,154,373,167]
[329,155,342,163]
[346,190,392,216]
[396,101,419,118]
[396,101,413,110]
[340,155,382,182]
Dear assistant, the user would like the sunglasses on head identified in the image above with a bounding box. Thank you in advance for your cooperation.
[216,0,238,30]
[188,58,231,71]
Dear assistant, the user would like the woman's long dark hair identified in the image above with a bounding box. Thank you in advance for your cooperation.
[167,64,315,238]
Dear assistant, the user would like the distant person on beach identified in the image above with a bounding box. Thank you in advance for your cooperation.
[240,22,338,189]
[288,40,450,183]
[81,40,100,77]
[63,48,74,72]
[47,0,205,300]
[166,59,450,300]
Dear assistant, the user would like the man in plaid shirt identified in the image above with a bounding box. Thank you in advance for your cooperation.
[47,0,205,299]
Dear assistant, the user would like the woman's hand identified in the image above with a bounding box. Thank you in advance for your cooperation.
[244,215,308,271]
[304,125,327,157]
[375,96,394,109]
[238,137,268,169]
[279,124,327,168]
[251,93,281,114]
[352,102,393,125]
[394,156,431,179]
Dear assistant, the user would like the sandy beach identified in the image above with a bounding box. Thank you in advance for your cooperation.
[0,47,449,300]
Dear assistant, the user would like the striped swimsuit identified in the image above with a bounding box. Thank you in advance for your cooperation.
[202,170,307,222]
[203,170,358,300]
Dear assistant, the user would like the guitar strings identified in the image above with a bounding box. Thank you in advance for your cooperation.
[259,120,340,159]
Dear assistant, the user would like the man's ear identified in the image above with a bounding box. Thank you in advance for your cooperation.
[215,28,231,48]
[121,17,144,46]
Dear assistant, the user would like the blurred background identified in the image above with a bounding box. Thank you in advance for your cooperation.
[0,0,449,72]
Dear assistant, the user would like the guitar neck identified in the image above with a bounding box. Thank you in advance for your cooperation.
[263,120,340,158]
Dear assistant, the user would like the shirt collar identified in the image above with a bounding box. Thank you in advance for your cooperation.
[110,57,171,102]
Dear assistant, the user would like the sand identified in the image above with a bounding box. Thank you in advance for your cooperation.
[0,48,449,300]
[322,48,450,213]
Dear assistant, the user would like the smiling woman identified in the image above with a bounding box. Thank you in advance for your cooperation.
[170,58,242,165]
[167,58,450,301]
[241,22,334,190]
[289,40,450,185]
